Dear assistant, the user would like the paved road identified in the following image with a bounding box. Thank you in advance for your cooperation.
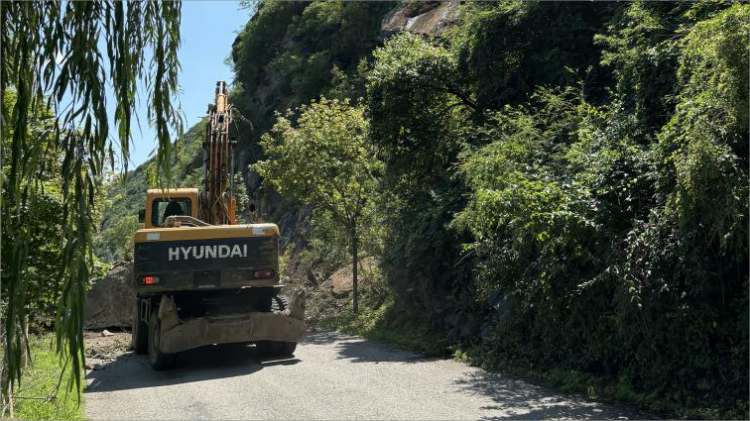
[85,330,649,420]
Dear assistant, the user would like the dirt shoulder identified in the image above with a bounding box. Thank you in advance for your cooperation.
[84,329,131,371]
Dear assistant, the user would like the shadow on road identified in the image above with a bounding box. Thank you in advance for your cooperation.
[85,343,299,393]
[88,329,418,395]
[453,370,655,420]
[307,329,652,419]
[85,329,654,420]
[306,329,427,364]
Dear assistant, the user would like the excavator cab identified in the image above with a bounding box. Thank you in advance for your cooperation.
[139,188,200,229]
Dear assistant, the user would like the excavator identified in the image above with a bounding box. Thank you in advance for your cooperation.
[131,81,305,370]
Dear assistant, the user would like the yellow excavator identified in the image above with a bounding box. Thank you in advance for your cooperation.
[131,81,305,370]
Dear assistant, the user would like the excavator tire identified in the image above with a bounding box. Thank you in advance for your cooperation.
[255,340,297,357]
[271,294,289,312]
[131,300,149,354]
[278,341,297,356]
[255,294,297,357]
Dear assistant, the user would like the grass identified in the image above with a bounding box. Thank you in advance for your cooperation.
[2,335,86,420]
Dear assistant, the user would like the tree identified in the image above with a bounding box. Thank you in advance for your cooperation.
[255,98,382,313]
[230,1,394,166]
[93,214,139,262]
[1,1,182,400]
[365,32,476,317]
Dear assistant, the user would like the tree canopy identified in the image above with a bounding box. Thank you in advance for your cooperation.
[1,1,182,395]
[256,98,382,313]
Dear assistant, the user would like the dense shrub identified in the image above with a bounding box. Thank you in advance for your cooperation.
[452,3,748,415]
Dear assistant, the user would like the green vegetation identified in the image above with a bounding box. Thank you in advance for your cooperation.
[2,336,86,420]
[2,0,182,406]
[94,120,208,261]
[244,2,749,418]
[230,1,395,164]
[321,296,449,358]
[256,98,382,313]
[92,1,747,419]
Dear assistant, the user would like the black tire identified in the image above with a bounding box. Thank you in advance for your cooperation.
[131,300,149,354]
[255,292,288,313]
[255,340,280,357]
[278,341,297,356]
[255,340,297,357]
[252,288,277,312]
[148,308,175,370]
[271,295,289,312]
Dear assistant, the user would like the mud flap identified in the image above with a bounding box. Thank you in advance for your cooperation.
[157,295,180,332]
[287,289,306,320]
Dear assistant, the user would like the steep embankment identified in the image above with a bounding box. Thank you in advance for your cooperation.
[96,2,749,418]
[95,2,401,262]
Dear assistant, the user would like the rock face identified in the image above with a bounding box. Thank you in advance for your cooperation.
[84,262,134,329]
[277,204,313,254]
[329,257,377,298]
[381,0,460,38]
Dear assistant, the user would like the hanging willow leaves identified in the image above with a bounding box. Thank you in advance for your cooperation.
[0,1,182,396]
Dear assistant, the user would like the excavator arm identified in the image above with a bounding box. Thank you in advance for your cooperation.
[201,80,237,225]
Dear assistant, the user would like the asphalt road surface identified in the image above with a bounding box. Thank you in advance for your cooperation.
[85,330,650,420]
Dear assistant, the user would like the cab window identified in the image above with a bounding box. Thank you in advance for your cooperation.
[152,198,191,227]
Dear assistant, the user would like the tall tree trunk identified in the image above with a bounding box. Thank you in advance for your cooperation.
[352,226,358,315]
[19,315,28,369]
[1,341,14,418]
[5,385,13,418]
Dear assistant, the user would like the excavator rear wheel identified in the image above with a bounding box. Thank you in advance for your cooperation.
[255,340,297,357]
[131,300,149,354]
[278,341,297,356]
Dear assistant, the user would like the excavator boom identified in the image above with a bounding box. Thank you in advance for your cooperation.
[201,80,237,225]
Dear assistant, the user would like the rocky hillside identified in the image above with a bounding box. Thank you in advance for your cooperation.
[95,1,451,263]
[96,3,749,418]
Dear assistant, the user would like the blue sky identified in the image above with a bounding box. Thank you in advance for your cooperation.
[123,1,254,168]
